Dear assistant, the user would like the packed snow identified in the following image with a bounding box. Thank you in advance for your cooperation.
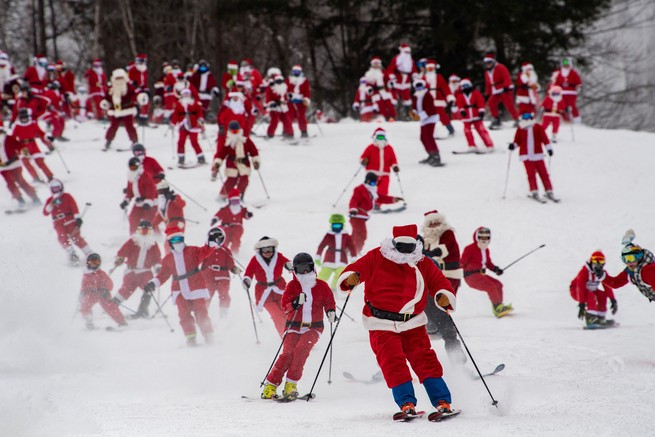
[2,118,654,436]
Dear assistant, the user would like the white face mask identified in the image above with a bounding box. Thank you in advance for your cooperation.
[373,139,387,148]
[136,64,147,72]
[181,97,193,105]
[296,271,317,289]
[477,240,490,250]
[518,118,535,129]
[171,242,185,252]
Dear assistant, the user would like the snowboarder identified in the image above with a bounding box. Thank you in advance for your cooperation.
[359,127,399,202]
[210,188,253,254]
[550,57,582,123]
[315,214,357,290]
[201,227,238,317]
[337,224,458,420]
[0,128,40,208]
[120,157,157,235]
[101,68,139,150]
[170,88,206,166]
[570,251,617,328]
[603,243,655,303]
[211,120,260,199]
[287,65,311,138]
[461,227,513,317]
[243,236,293,336]
[261,253,336,399]
[411,79,443,166]
[79,253,127,330]
[455,78,494,153]
[483,53,518,129]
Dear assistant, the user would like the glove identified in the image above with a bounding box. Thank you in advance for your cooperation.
[46,134,55,142]
[210,217,218,226]
[427,247,442,258]
[508,143,517,151]
[352,102,360,111]
[245,211,254,219]
[314,258,322,267]
[242,277,252,290]
[291,292,306,309]
[547,149,553,157]
[478,109,486,118]
[577,302,586,320]
[327,310,336,324]
[230,266,242,274]
[460,110,466,117]
[493,266,504,276]
[610,299,618,315]
[211,87,220,98]
[361,158,369,166]
[253,160,260,170]
[284,261,293,271]
[394,197,404,202]
[119,200,129,210]
[622,229,636,245]
[75,218,83,228]
[392,165,399,173]
[114,256,125,266]
[348,209,357,218]
[344,272,360,289]
[436,293,450,309]
[144,281,156,293]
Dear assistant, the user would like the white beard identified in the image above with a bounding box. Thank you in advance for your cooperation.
[132,232,156,248]
[518,119,535,129]
[136,64,147,73]
[396,52,414,73]
[226,132,245,147]
[174,82,186,93]
[128,168,143,182]
[373,139,387,149]
[229,203,241,215]
[181,97,194,105]
[296,271,317,290]
[379,237,424,265]
[552,95,562,103]
[93,67,103,75]
[272,83,287,96]
[365,68,384,86]
[422,222,451,245]
[228,99,245,114]
[111,80,127,97]
[477,241,490,250]
[364,183,378,201]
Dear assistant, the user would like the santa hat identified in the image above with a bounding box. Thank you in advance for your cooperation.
[36,54,47,62]
[227,60,239,70]
[241,58,254,67]
[449,74,461,82]
[136,53,147,61]
[254,236,279,250]
[426,59,439,69]
[176,71,185,79]
[549,85,562,95]
[111,68,127,80]
[392,224,418,245]
[267,67,281,77]
[228,188,241,200]
[228,89,244,98]
[92,59,102,65]
[521,62,534,72]
[180,88,192,97]
[0,51,8,61]
[423,210,445,225]
[460,78,473,88]
[370,56,382,66]
[371,127,386,139]
[399,43,411,53]
[165,226,184,240]
[55,60,64,66]
[483,53,496,62]
[590,251,605,263]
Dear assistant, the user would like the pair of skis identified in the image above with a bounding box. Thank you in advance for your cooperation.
[343,363,505,385]
[241,393,315,403]
[393,409,461,422]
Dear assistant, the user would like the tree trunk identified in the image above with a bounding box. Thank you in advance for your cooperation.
[48,0,59,59]
[118,0,137,58]
[31,0,38,55]
[37,0,46,55]
[93,0,101,59]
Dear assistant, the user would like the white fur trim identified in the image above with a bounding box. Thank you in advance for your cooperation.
[362,312,427,332]
[379,238,423,265]
[225,167,238,178]
[254,238,278,249]
[435,289,457,312]
[443,268,463,280]
[394,236,416,245]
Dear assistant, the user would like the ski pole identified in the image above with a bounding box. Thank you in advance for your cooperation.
[237,272,260,343]
[502,148,513,199]
[166,179,209,211]
[568,107,575,142]
[150,294,172,319]
[255,168,271,200]
[501,244,546,271]
[169,125,175,160]
[336,303,356,323]
[448,313,499,407]
[149,289,175,333]
[259,308,299,386]
[332,166,363,208]
[394,172,407,206]
[53,147,71,174]
[185,218,200,225]
[328,321,333,384]
[310,107,324,136]
[80,202,92,219]
[307,292,352,400]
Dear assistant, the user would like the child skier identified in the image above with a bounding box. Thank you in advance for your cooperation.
[315,214,357,290]
[359,127,399,202]
[201,227,239,318]
[210,188,253,254]
[79,253,127,330]
[569,251,617,328]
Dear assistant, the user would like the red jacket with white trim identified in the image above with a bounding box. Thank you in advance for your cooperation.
[152,245,213,299]
[485,63,513,96]
[116,238,162,272]
[348,184,396,220]
[360,143,398,176]
[455,90,486,122]
[512,122,552,162]
[570,264,614,303]
[316,232,357,267]
[43,193,80,225]
[282,277,336,331]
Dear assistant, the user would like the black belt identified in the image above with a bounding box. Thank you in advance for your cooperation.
[366,302,416,322]
[464,269,485,278]
[286,320,324,329]
[207,265,229,272]
[443,261,460,270]
[169,216,185,222]
[173,267,201,281]
[257,278,281,287]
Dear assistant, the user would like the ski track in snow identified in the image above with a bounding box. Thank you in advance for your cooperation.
[2,120,655,436]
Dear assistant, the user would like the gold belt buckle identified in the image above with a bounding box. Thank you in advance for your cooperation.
[402,313,411,322]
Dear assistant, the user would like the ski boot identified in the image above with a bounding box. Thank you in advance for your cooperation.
[401,402,417,415]
[419,154,433,164]
[261,382,278,399]
[17,198,27,210]
[68,251,80,266]
[301,131,309,138]
[428,153,443,167]
[178,156,185,166]
[31,195,42,206]
[204,332,215,345]
[489,117,502,130]
[492,303,514,318]
[111,296,123,306]
[197,155,206,165]
[551,133,558,143]
[103,140,112,151]
[85,320,94,330]
[445,123,455,137]
[128,292,151,319]
[186,335,197,347]
[427,400,459,422]
[283,381,298,397]
[528,191,546,203]
[545,191,561,203]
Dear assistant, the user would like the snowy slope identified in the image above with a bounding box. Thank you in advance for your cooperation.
[2,119,655,437]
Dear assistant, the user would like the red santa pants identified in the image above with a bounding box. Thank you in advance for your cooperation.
[463,120,494,148]
[220,175,249,199]
[349,217,367,255]
[1,168,36,200]
[138,102,149,120]
[394,86,412,106]
[258,292,287,337]
[436,107,452,125]
[464,273,503,306]
[522,160,553,192]
[420,123,439,155]
[223,224,244,253]
[80,290,126,324]
[117,271,153,300]
[369,326,444,388]
[41,112,65,138]
[177,130,203,157]
[584,290,610,316]
[562,95,579,118]
[88,94,106,119]
[21,156,53,181]
[175,294,213,339]
[487,92,519,119]
[207,279,231,308]
[55,223,90,252]
[377,98,396,120]
[128,206,156,235]
[376,175,390,197]
[291,102,308,133]
[106,115,138,143]
[267,111,294,137]
[542,114,561,135]
[267,329,321,385]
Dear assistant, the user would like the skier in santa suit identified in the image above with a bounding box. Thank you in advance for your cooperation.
[483,53,518,129]
[43,179,93,264]
[127,53,150,126]
[131,143,165,181]
[359,127,399,202]
[23,55,50,92]
[155,180,187,237]
[540,86,563,143]
[0,128,39,208]
[201,227,238,317]
[159,63,178,121]
[570,251,617,328]
[411,79,443,167]
[352,77,379,122]
[287,65,311,138]
[315,214,357,290]
[79,253,127,330]
[112,219,162,319]
[170,88,206,166]
[101,68,139,150]
[221,60,240,94]
[0,51,19,118]
[10,107,55,183]
[11,83,49,123]
[461,227,513,317]
[338,224,458,418]
[145,229,216,346]
[212,120,260,199]
[550,57,582,123]
[53,60,76,117]
[508,112,558,202]
[348,172,403,255]
[189,59,220,112]
[603,241,655,303]
[210,188,253,254]
[455,78,494,152]
[243,236,293,337]
[387,43,417,116]
[515,62,540,115]
[84,59,108,120]
[261,253,336,399]
[422,59,455,136]
[447,75,462,121]
[239,59,264,112]
[265,74,294,139]
[365,57,396,120]
[120,157,157,235]
[41,82,67,140]
[216,88,254,143]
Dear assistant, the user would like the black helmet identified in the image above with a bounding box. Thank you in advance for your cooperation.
[208,227,226,246]
[364,172,378,186]
[128,157,141,168]
[137,219,153,229]
[18,108,31,121]
[228,120,241,131]
[131,143,146,156]
[87,253,102,270]
[19,82,30,91]
[292,252,315,274]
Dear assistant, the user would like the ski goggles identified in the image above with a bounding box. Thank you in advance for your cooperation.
[550,92,561,98]
[366,180,377,186]
[622,253,643,263]
[374,134,386,141]
[274,78,285,85]
[294,262,314,274]
[87,258,101,268]
[520,113,534,120]
[393,241,416,254]
[331,223,344,231]
[260,247,275,254]
[168,236,184,244]
[590,255,605,265]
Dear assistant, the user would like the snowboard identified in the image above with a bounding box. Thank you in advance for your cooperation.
[584,321,620,330]
[427,409,461,422]
[393,410,425,422]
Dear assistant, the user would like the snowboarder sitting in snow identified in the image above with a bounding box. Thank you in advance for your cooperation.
[570,251,617,328]
[79,253,127,330]
[261,253,336,400]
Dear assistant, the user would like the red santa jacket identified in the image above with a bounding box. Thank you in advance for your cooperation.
[189,70,218,101]
[117,237,162,273]
[217,97,253,132]
[485,63,513,96]
[12,95,49,122]
[288,77,311,103]
[265,83,291,113]
[338,240,455,333]
[348,184,395,220]
[213,204,252,227]
[424,228,462,281]
[455,90,486,122]
[387,55,417,90]
[24,65,50,91]
[461,240,498,276]
[213,135,259,177]
[244,252,290,310]
[43,193,80,226]
[152,245,214,300]
[81,269,113,294]
[221,72,238,93]
[171,100,204,132]
[127,65,148,90]
[282,277,336,333]
[10,120,49,155]
[201,246,235,284]
[0,134,21,171]
[570,264,615,303]
[85,68,107,97]
[316,232,356,267]
[55,70,76,95]
[551,68,582,96]
[140,156,165,180]
[105,84,138,118]
[411,90,438,126]
[125,171,157,208]
[361,143,398,176]
[540,96,561,117]
[353,83,377,115]
[515,72,539,105]
[159,194,186,232]
[42,89,63,113]
[423,72,452,106]
[513,122,552,162]
[603,264,655,296]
